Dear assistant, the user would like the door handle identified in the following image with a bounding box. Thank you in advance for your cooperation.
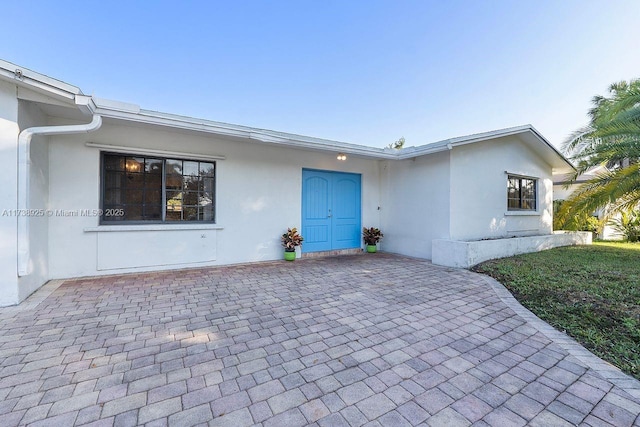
[328,209,332,218]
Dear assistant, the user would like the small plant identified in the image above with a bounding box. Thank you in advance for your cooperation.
[584,216,604,235]
[608,209,640,242]
[553,200,603,234]
[386,137,405,150]
[362,227,383,245]
[281,228,304,252]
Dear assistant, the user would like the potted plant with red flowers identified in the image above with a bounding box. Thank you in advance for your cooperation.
[363,227,383,253]
[281,227,304,261]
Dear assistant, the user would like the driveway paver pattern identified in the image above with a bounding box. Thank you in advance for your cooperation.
[0,254,639,426]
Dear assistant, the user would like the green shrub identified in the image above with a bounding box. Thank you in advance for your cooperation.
[553,200,603,234]
[608,210,640,242]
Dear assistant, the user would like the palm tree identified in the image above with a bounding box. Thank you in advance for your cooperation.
[386,137,405,150]
[558,79,640,226]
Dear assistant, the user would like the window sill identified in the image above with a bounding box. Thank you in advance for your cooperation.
[504,211,540,216]
[84,224,224,232]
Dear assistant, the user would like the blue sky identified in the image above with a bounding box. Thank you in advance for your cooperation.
[2,1,639,149]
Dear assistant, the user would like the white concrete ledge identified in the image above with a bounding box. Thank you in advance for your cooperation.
[432,231,592,268]
[84,224,224,232]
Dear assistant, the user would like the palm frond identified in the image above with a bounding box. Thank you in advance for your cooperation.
[558,164,640,223]
[559,78,640,223]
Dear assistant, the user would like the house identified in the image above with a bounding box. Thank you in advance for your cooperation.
[0,60,584,306]
[553,165,622,240]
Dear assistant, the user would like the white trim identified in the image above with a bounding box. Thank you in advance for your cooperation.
[504,211,540,216]
[504,171,539,180]
[398,126,575,172]
[0,59,81,101]
[84,224,224,232]
[397,126,536,159]
[85,142,226,161]
[91,108,574,170]
[95,107,398,160]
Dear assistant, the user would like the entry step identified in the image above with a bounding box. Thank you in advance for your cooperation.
[302,248,364,258]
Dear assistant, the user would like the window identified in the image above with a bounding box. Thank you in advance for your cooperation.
[102,153,215,223]
[507,175,537,211]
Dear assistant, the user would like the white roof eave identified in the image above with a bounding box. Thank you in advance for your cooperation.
[398,125,575,173]
[0,58,575,167]
[93,104,577,168]
[94,104,398,159]
[0,59,82,102]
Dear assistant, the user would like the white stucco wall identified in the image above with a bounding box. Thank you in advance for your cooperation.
[433,231,592,268]
[0,80,19,306]
[47,120,381,279]
[449,136,554,241]
[379,151,451,259]
[553,184,574,201]
[17,101,50,301]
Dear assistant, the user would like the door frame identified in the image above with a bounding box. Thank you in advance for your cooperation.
[301,168,362,253]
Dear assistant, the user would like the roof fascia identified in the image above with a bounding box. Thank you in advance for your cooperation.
[525,126,575,171]
[0,59,82,102]
[398,125,575,172]
[94,105,397,159]
[84,102,581,168]
[397,125,533,160]
[0,61,571,166]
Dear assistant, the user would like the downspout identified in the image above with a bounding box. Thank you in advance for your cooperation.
[17,115,102,276]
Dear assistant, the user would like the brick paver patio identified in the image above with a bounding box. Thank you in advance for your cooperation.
[1,254,639,426]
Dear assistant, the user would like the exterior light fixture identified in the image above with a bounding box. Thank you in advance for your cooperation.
[337,153,347,161]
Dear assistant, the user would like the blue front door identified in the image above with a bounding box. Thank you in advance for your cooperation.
[302,169,361,252]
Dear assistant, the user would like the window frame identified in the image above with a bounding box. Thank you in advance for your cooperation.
[100,152,216,225]
[506,174,538,212]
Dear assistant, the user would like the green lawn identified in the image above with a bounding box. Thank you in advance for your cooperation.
[472,241,640,380]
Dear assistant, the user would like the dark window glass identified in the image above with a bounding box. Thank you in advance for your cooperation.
[507,176,537,211]
[101,153,216,223]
